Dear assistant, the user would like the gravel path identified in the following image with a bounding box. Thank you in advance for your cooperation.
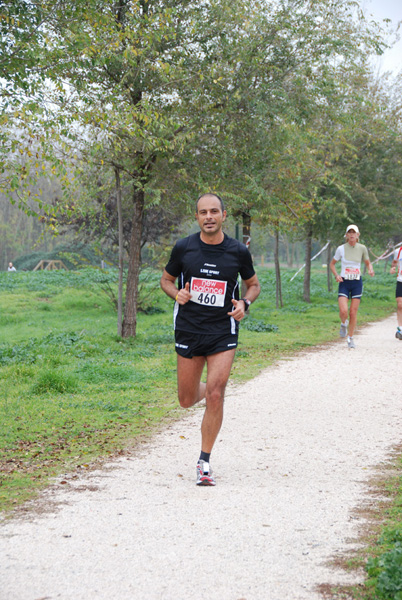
[1,314,402,600]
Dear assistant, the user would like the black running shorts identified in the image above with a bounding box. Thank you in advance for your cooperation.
[175,330,238,358]
[396,281,402,298]
[338,278,363,299]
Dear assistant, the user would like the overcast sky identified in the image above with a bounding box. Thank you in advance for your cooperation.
[361,0,402,75]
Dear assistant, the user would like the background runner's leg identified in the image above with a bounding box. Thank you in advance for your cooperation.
[348,298,361,337]
[397,297,402,327]
[177,355,206,408]
[338,296,349,325]
[201,349,236,453]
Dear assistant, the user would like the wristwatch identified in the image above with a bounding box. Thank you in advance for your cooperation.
[240,298,251,312]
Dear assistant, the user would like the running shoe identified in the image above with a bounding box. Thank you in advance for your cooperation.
[395,330,402,340]
[339,320,349,338]
[196,460,216,486]
[347,337,356,349]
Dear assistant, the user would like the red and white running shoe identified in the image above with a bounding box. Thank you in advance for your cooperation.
[196,460,216,486]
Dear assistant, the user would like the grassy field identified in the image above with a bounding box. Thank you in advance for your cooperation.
[0,264,400,598]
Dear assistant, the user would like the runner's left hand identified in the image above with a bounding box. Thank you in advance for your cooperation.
[228,299,246,321]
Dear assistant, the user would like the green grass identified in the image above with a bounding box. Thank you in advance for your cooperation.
[320,458,402,600]
[0,265,397,529]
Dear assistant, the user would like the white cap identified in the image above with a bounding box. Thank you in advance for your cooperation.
[346,224,359,234]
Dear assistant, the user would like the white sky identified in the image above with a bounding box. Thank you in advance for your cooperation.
[361,0,402,75]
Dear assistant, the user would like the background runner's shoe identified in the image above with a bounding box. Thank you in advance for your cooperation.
[196,460,216,486]
[347,337,356,349]
[396,330,402,340]
[339,320,348,338]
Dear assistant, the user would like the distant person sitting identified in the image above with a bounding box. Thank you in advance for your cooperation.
[7,262,16,272]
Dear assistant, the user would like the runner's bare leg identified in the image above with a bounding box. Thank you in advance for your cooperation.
[201,349,236,453]
[338,296,349,325]
[177,355,206,408]
[397,297,402,327]
[348,298,360,337]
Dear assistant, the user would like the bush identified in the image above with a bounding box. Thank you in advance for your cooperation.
[31,371,78,394]
[242,318,279,333]
[367,542,402,599]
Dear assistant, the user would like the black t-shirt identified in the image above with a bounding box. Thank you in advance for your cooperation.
[164,232,256,335]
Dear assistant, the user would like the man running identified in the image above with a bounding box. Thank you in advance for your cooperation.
[160,193,261,486]
[330,224,374,349]
[390,246,402,340]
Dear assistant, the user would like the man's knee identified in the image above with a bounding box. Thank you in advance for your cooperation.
[178,392,196,409]
[205,388,225,411]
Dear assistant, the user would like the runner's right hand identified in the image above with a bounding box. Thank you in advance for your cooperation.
[176,282,191,305]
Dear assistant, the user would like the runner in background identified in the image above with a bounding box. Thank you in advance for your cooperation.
[330,225,374,349]
[160,193,260,486]
[390,246,402,340]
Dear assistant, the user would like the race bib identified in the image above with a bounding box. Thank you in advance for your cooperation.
[190,277,227,307]
[344,268,361,280]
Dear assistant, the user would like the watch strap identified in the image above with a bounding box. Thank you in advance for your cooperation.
[241,298,251,311]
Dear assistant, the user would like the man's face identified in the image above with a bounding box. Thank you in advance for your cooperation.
[196,195,226,235]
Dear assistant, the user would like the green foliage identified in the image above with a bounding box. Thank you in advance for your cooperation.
[31,371,78,395]
[14,242,110,271]
[0,267,116,293]
[2,0,400,338]
[367,543,402,599]
[0,342,37,366]
[242,319,279,333]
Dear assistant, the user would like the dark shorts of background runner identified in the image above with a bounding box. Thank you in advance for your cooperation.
[338,278,363,299]
[396,281,402,298]
[174,330,238,358]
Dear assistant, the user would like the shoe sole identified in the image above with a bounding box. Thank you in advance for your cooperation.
[340,328,347,338]
[395,333,402,340]
[196,478,216,486]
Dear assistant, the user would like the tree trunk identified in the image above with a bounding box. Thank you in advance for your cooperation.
[303,225,313,303]
[115,168,124,337]
[274,229,283,308]
[122,186,145,338]
[284,236,293,268]
[242,212,251,247]
[241,212,251,299]
[327,242,332,293]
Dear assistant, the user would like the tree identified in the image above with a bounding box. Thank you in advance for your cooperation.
[186,0,389,302]
[2,0,399,314]
[3,0,273,336]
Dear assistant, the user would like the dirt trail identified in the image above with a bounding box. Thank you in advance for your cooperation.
[1,315,401,600]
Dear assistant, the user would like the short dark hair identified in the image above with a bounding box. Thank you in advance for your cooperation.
[196,193,225,213]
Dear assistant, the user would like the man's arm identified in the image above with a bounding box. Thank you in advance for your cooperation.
[243,274,261,303]
[390,259,398,275]
[228,274,261,321]
[160,269,191,305]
